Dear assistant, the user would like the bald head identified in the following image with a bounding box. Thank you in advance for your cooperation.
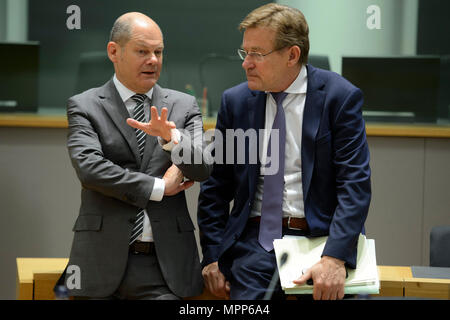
[110,12,162,47]
[107,12,164,93]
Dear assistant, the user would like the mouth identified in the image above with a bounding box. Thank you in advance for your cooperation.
[141,71,157,76]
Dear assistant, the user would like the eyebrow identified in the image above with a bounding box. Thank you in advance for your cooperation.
[135,41,164,50]
[241,45,265,52]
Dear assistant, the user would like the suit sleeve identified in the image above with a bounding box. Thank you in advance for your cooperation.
[67,98,155,209]
[322,88,371,269]
[167,94,213,181]
[197,92,235,267]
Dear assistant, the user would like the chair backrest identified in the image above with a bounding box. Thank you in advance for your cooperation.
[430,225,450,267]
[308,55,330,71]
[75,51,114,94]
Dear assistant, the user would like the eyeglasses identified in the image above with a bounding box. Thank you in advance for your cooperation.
[237,47,284,61]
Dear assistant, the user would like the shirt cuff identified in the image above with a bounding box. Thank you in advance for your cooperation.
[158,129,181,151]
[149,178,165,201]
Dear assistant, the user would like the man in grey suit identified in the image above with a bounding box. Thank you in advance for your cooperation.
[63,12,211,299]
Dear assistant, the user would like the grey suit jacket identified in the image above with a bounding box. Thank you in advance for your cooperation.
[64,79,212,298]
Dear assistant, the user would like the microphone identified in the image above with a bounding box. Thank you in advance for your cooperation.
[263,252,288,300]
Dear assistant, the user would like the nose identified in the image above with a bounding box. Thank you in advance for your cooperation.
[146,52,159,64]
[242,56,254,70]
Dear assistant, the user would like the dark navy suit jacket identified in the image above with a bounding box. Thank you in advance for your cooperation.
[198,64,371,269]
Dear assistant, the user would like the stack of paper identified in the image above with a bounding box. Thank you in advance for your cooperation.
[273,234,379,295]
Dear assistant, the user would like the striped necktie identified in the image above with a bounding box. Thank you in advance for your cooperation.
[131,93,147,158]
[129,93,147,245]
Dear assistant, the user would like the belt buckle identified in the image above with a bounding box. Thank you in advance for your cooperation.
[131,241,147,255]
[287,216,302,230]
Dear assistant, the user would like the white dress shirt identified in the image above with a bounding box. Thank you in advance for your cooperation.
[113,75,167,242]
[250,65,308,219]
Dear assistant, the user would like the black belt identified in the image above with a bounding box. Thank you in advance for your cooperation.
[249,216,309,231]
[129,241,155,255]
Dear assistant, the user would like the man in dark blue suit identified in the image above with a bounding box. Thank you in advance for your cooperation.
[198,3,371,300]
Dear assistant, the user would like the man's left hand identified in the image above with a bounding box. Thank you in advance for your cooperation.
[293,255,346,300]
[162,164,194,196]
[127,106,177,143]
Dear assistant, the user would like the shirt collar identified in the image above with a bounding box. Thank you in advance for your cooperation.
[284,64,307,95]
[113,74,154,103]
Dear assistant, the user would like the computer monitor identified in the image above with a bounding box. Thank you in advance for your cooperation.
[0,42,39,113]
[342,56,441,123]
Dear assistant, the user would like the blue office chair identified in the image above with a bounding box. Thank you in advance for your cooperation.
[430,225,450,267]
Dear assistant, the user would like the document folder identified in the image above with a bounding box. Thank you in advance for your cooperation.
[274,234,380,294]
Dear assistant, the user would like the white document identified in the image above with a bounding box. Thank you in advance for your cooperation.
[273,234,380,295]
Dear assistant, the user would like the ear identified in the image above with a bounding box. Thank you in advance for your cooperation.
[287,45,301,66]
[107,41,119,63]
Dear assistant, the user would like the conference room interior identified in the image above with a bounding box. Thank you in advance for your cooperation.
[0,0,449,300]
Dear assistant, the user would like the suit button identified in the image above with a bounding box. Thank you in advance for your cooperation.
[234,233,240,240]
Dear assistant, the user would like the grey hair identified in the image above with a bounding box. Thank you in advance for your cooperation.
[109,16,133,46]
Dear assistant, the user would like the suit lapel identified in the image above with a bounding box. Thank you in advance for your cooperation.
[152,84,171,116]
[140,84,170,170]
[247,90,266,198]
[302,65,326,200]
[100,79,142,166]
